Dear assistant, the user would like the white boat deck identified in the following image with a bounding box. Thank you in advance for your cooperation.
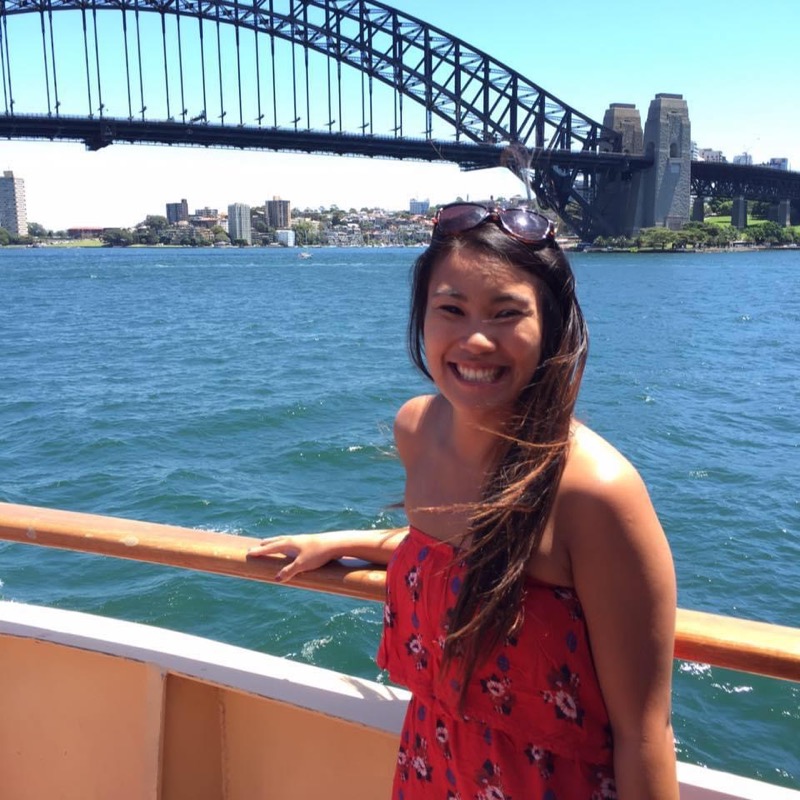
[2,601,798,800]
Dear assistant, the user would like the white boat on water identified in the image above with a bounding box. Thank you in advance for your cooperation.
[298,251,312,259]
[1,502,798,800]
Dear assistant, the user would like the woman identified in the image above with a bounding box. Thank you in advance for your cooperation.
[249,203,678,799]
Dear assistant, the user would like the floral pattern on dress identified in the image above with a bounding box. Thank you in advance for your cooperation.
[405,632,429,670]
[590,769,618,800]
[474,759,510,800]
[397,732,435,785]
[541,664,585,727]
[435,718,453,760]
[405,565,422,601]
[478,673,514,716]
[524,743,555,779]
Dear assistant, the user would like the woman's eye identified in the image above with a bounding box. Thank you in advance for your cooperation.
[437,304,463,315]
[495,309,522,319]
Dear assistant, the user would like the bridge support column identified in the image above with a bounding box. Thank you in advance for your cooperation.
[731,197,748,229]
[691,196,705,222]
[592,103,644,238]
[770,199,792,227]
[635,94,691,231]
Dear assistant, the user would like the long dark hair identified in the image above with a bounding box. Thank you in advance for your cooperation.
[407,223,588,699]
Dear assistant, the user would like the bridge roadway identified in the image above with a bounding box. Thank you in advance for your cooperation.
[0,113,650,174]
[6,112,799,205]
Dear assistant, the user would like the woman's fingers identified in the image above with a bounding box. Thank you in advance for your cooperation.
[247,536,300,558]
[246,534,323,582]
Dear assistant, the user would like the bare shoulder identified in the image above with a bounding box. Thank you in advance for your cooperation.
[394,394,440,465]
[557,422,666,556]
[561,423,647,506]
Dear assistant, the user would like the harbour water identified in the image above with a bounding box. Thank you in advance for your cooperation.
[1,245,798,788]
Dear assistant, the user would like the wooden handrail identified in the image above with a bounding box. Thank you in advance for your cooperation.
[1,501,798,682]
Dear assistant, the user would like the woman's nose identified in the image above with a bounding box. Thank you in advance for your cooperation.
[461,326,496,353]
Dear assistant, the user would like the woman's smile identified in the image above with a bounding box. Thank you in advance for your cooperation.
[450,362,506,384]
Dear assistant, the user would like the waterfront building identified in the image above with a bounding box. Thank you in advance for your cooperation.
[0,170,28,236]
[67,227,105,240]
[733,153,753,166]
[275,229,296,247]
[265,197,291,229]
[189,207,220,229]
[194,206,219,218]
[166,198,189,224]
[409,198,430,215]
[227,203,252,244]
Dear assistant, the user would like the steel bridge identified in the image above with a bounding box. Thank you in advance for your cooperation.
[0,0,796,237]
[691,161,800,204]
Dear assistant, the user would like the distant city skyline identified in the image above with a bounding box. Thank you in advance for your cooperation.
[0,0,797,230]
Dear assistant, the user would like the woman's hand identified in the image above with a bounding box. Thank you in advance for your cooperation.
[247,528,408,582]
[248,533,340,582]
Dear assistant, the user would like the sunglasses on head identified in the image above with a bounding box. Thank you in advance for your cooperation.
[433,202,556,244]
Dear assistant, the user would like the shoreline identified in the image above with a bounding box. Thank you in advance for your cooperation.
[564,244,799,254]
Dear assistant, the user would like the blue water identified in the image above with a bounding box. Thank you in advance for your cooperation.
[1,246,798,788]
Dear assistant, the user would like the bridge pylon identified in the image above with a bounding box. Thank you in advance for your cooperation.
[594,103,646,238]
[635,94,692,232]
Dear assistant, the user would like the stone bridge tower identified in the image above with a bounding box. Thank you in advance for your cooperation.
[636,93,691,230]
[595,103,645,237]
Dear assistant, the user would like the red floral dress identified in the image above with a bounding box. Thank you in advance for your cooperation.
[377,527,616,800]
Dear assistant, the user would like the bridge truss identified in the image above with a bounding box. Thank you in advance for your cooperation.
[0,0,638,238]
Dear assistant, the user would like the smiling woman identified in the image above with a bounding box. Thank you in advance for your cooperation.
[250,204,680,800]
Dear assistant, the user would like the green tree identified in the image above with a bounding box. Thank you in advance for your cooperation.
[759,221,785,244]
[678,222,708,249]
[707,197,728,215]
[101,228,135,247]
[750,201,771,219]
[637,227,677,250]
[709,224,738,246]
[292,219,319,246]
[211,226,230,243]
[28,222,48,238]
[142,215,169,232]
[716,200,733,216]
[0,227,10,246]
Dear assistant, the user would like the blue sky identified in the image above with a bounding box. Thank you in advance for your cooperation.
[0,0,797,229]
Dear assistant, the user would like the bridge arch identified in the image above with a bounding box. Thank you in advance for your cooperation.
[0,0,629,237]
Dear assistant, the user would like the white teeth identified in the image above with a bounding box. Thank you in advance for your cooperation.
[455,364,501,383]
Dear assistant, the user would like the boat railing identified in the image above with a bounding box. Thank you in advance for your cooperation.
[0,501,798,683]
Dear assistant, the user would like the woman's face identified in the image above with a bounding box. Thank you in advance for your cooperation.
[423,247,544,424]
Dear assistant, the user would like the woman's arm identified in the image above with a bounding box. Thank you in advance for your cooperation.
[561,435,678,800]
[247,528,407,582]
[249,397,428,583]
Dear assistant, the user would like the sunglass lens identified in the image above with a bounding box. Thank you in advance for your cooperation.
[502,209,551,241]
[436,204,489,235]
